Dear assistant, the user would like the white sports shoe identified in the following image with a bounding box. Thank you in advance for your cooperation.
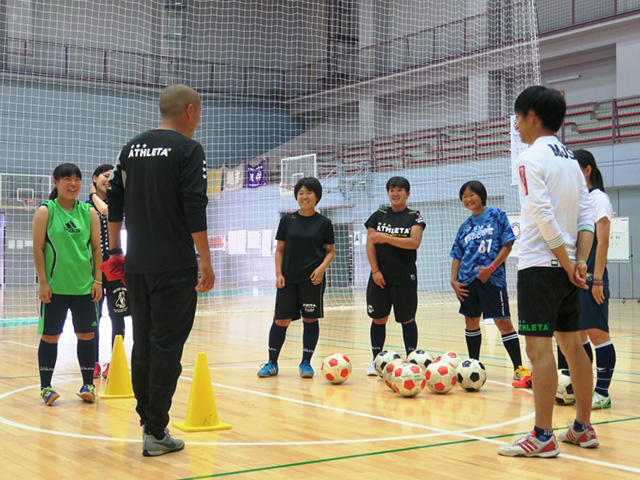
[366,360,377,376]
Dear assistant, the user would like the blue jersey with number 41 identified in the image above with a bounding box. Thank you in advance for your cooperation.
[450,206,516,288]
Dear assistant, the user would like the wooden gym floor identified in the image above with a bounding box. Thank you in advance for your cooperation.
[0,299,639,479]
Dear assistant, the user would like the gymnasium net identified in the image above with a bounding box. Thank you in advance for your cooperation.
[0,0,540,321]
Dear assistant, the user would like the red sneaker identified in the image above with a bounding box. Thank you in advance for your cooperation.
[512,374,532,388]
[93,362,101,378]
[102,363,110,379]
[557,424,599,448]
[498,431,560,457]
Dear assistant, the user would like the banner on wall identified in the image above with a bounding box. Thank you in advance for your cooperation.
[247,160,265,188]
[207,167,223,200]
[224,164,244,192]
[510,114,529,186]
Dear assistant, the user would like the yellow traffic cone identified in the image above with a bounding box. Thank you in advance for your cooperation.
[173,352,231,432]
[99,335,135,399]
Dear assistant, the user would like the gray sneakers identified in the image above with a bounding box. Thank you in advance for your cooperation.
[142,430,185,457]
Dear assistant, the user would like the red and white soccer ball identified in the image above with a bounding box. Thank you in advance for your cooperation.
[321,353,352,384]
[407,349,436,372]
[425,361,457,393]
[436,351,462,369]
[391,363,426,397]
[383,358,407,392]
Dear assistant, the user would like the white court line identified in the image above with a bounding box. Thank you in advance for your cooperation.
[0,340,38,349]
[0,377,532,446]
[1,376,639,474]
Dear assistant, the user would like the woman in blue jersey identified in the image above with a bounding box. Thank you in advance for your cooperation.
[556,150,616,410]
[450,180,529,384]
[32,163,103,405]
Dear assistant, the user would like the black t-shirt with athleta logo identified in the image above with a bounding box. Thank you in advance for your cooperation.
[276,211,335,284]
[108,129,208,274]
[365,207,425,285]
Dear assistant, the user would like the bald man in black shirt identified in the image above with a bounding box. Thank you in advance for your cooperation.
[108,84,214,457]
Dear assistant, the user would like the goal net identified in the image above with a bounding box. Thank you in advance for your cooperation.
[0,0,540,321]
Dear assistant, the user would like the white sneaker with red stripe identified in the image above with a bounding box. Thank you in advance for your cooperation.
[497,431,560,457]
[557,424,599,448]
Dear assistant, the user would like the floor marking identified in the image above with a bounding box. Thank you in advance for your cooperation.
[0,377,533,446]
[0,340,38,349]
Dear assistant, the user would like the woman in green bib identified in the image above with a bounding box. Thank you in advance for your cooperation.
[32,163,103,405]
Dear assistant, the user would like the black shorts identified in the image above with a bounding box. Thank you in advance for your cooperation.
[274,279,326,321]
[517,267,580,337]
[38,294,100,336]
[104,278,130,317]
[366,277,418,323]
[579,283,609,332]
[458,279,510,319]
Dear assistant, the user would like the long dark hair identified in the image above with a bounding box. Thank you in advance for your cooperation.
[574,149,605,192]
[49,163,82,199]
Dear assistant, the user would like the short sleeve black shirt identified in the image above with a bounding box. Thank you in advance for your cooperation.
[276,211,335,284]
[365,207,425,285]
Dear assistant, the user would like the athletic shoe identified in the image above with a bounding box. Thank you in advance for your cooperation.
[102,363,110,379]
[592,391,611,410]
[512,375,532,388]
[93,362,101,378]
[299,360,314,378]
[557,424,599,448]
[142,431,185,457]
[514,365,531,381]
[497,431,560,458]
[76,384,96,403]
[257,361,278,377]
[40,386,59,406]
[366,360,377,376]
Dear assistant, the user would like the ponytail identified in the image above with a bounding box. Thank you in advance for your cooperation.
[573,149,605,192]
[49,187,58,200]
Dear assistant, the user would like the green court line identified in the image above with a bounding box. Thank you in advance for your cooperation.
[179,417,640,479]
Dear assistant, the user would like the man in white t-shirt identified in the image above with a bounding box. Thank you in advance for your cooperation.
[498,86,598,458]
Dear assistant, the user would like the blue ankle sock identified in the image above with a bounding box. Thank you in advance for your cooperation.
[533,425,554,441]
[573,420,588,432]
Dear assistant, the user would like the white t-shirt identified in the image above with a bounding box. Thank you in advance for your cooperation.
[590,188,613,224]
[515,136,595,270]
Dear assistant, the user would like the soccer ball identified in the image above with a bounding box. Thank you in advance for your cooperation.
[407,349,436,372]
[391,363,426,397]
[555,369,575,405]
[436,351,462,369]
[375,350,402,377]
[425,361,457,393]
[321,353,352,384]
[456,359,487,391]
[383,358,407,391]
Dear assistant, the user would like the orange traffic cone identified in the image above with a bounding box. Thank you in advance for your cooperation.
[99,335,134,399]
[173,352,231,432]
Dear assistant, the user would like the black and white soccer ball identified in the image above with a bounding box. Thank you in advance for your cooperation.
[456,359,487,391]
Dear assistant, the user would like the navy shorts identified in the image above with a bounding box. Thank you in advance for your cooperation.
[274,279,326,320]
[579,282,609,332]
[366,277,418,323]
[38,294,100,336]
[458,278,510,319]
[517,267,580,337]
